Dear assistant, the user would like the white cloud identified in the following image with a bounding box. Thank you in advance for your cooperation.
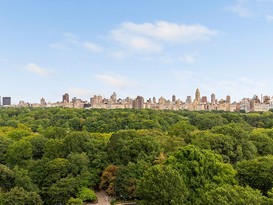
[239,76,267,87]
[266,14,273,21]
[26,63,53,77]
[84,42,103,53]
[202,77,270,101]
[109,21,218,53]
[227,0,273,19]
[95,73,142,89]
[69,88,92,99]
[142,53,196,64]
[50,33,103,53]
[114,21,218,43]
[228,4,252,17]
[171,69,197,81]
[109,50,129,59]
[178,55,196,63]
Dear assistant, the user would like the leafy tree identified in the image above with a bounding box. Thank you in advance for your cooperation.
[0,135,13,163]
[3,187,43,205]
[66,197,84,205]
[138,165,188,205]
[67,152,89,176]
[99,165,118,196]
[107,130,161,165]
[211,123,257,163]
[28,135,48,159]
[63,132,90,155]
[166,145,237,204]
[77,187,96,202]
[0,164,14,191]
[43,138,65,159]
[13,166,39,192]
[5,139,33,167]
[115,161,151,199]
[45,177,79,205]
[69,117,84,131]
[236,155,273,194]
[43,126,67,139]
[168,120,197,140]
[42,158,69,188]
[190,113,225,130]
[201,184,265,205]
[250,129,273,156]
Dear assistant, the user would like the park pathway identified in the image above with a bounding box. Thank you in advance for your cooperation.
[93,190,110,205]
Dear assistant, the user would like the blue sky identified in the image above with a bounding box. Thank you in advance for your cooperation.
[1,0,273,104]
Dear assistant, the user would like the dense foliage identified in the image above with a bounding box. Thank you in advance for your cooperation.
[1,107,273,204]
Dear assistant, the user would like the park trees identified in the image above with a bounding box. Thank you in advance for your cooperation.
[236,155,273,195]
[138,165,188,205]
[166,145,237,204]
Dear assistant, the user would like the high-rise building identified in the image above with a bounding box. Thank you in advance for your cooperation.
[40,97,46,106]
[62,93,69,103]
[186,96,192,104]
[211,93,216,104]
[195,89,200,103]
[110,92,117,103]
[133,96,144,109]
[263,95,270,104]
[2,97,11,106]
[152,97,156,104]
[159,97,165,105]
[172,95,176,102]
[226,95,231,103]
[201,96,207,103]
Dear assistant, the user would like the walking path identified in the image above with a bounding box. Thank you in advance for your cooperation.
[93,190,110,205]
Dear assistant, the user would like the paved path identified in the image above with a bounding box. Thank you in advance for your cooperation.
[93,191,110,205]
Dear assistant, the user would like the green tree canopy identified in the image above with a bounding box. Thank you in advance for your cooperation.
[166,145,237,203]
[201,184,265,205]
[138,165,188,205]
[236,155,273,195]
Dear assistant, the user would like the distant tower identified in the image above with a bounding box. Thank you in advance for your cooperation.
[152,97,156,104]
[40,97,46,106]
[62,93,69,103]
[172,95,176,102]
[2,97,11,106]
[159,97,165,105]
[195,89,201,103]
[186,96,192,104]
[226,95,231,103]
[211,93,216,104]
[111,92,117,103]
[201,96,208,103]
[134,96,144,109]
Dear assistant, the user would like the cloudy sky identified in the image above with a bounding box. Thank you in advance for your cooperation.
[1,0,273,104]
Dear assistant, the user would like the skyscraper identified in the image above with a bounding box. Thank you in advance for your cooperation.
[186,96,192,104]
[195,89,200,103]
[134,96,144,109]
[211,93,216,104]
[110,92,117,103]
[172,95,176,102]
[40,97,46,106]
[226,95,231,103]
[62,93,69,103]
[202,96,208,103]
[2,97,11,106]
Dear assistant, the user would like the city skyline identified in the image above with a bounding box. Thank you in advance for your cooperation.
[2,88,272,113]
[1,1,273,104]
[1,88,272,105]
